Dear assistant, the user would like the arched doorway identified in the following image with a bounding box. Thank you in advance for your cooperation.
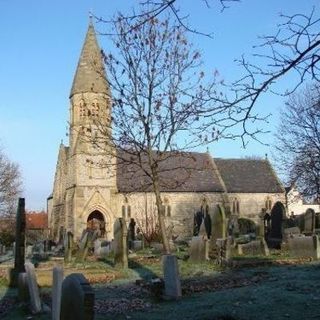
[268,201,285,248]
[87,210,106,237]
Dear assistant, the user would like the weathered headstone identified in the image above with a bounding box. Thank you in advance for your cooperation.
[198,220,207,237]
[60,273,95,320]
[25,262,42,314]
[76,230,99,262]
[26,245,33,257]
[304,209,316,235]
[210,204,226,256]
[237,238,269,256]
[162,255,181,300]
[133,240,143,251]
[204,212,212,238]
[128,218,136,249]
[94,239,101,256]
[52,266,64,320]
[18,272,29,302]
[216,237,232,265]
[114,218,128,268]
[64,231,73,262]
[288,235,320,259]
[189,236,209,262]
[10,198,26,287]
[283,227,301,241]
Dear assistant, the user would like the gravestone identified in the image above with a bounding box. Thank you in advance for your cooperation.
[10,198,26,287]
[52,266,64,320]
[18,272,29,302]
[304,209,316,235]
[193,210,204,236]
[288,235,320,259]
[25,262,42,314]
[94,239,101,256]
[77,230,99,262]
[198,220,207,237]
[283,227,301,241]
[216,237,231,265]
[189,236,209,262]
[133,240,143,250]
[113,218,128,268]
[162,255,181,300]
[128,218,136,249]
[237,239,269,256]
[210,204,226,256]
[64,231,73,262]
[268,202,284,248]
[60,273,95,320]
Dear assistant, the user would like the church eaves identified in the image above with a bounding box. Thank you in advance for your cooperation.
[70,22,109,98]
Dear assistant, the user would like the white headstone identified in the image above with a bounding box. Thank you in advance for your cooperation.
[25,262,42,314]
[52,266,64,320]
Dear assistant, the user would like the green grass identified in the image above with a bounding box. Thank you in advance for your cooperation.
[0,250,318,319]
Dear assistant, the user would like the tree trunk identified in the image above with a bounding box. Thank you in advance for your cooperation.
[152,175,171,254]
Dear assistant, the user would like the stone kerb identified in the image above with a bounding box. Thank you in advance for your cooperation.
[288,235,320,259]
[60,273,95,320]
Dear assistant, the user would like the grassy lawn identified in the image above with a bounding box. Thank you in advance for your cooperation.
[0,250,318,319]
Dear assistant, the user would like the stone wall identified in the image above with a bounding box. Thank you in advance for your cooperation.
[228,192,286,223]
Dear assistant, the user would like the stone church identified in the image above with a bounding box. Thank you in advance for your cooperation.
[47,22,286,242]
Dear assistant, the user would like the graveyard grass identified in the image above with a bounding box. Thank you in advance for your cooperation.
[1,249,320,319]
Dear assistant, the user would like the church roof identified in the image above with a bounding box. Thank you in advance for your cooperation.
[117,151,226,193]
[214,158,285,193]
[70,21,109,98]
[117,152,284,194]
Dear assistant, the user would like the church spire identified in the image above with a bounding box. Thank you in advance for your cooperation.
[70,20,109,98]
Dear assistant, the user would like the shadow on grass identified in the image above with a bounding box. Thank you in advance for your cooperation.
[128,259,158,280]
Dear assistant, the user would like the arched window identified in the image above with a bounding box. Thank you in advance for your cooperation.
[265,197,272,211]
[163,197,172,217]
[91,100,100,118]
[200,197,209,215]
[122,197,131,219]
[79,100,86,118]
[232,198,240,214]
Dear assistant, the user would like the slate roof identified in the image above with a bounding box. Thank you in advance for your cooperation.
[70,22,109,98]
[117,151,225,193]
[214,158,285,193]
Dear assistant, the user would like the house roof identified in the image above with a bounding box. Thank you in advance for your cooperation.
[25,212,48,230]
[117,151,226,193]
[214,158,285,193]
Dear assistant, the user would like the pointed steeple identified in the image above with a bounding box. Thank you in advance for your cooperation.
[70,21,109,98]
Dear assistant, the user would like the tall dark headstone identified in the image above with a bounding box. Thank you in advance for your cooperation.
[114,218,128,268]
[128,218,136,250]
[10,198,26,287]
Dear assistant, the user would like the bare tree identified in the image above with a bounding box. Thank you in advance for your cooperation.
[94,0,239,38]
[0,149,22,217]
[82,14,241,253]
[224,8,320,144]
[274,85,320,200]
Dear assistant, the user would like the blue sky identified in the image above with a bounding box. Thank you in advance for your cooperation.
[0,0,318,210]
